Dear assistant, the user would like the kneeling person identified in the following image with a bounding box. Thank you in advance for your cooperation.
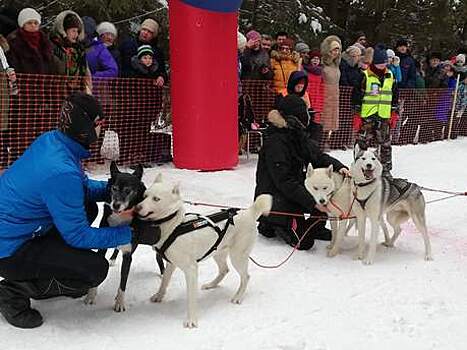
[0,93,132,328]
[254,95,348,249]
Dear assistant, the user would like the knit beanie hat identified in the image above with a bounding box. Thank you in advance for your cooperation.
[96,21,117,37]
[309,50,321,59]
[17,8,41,28]
[456,54,466,66]
[373,45,388,64]
[295,42,310,54]
[278,95,310,127]
[141,18,159,35]
[63,13,81,31]
[386,49,396,59]
[137,45,154,59]
[246,30,261,41]
[58,92,104,148]
[82,16,96,38]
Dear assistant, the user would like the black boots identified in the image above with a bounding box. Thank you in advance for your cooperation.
[0,280,43,329]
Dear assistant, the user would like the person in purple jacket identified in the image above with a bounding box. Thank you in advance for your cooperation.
[0,93,131,329]
[83,16,118,78]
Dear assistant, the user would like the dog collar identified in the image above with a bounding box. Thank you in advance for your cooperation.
[354,178,377,187]
[150,210,179,225]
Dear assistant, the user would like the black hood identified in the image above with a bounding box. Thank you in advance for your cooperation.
[287,70,308,97]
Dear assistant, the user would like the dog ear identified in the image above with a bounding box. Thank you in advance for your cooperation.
[132,164,144,180]
[153,173,163,184]
[110,161,120,176]
[327,165,333,178]
[172,182,181,196]
[306,163,314,177]
[354,143,364,160]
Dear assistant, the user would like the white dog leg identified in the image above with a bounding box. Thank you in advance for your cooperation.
[113,288,126,312]
[229,251,250,304]
[353,217,366,261]
[84,287,97,305]
[364,219,380,265]
[328,220,338,250]
[380,219,392,247]
[201,251,229,290]
[328,220,347,257]
[183,265,199,328]
[151,262,175,303]
[412,213,433,261]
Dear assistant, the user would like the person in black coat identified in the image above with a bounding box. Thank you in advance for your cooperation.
[254,95,349,250]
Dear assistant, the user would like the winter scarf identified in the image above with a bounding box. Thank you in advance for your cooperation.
[18,28,41,50]
[51,34,87,76]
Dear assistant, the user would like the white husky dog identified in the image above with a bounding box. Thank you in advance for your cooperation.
[350,145,433,264]
[304,164,353,257]
[135,174,272,328]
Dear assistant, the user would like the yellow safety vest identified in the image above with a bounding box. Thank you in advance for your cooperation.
[361,69,394,119]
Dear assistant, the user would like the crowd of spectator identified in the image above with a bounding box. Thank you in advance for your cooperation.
[0,8,167,90]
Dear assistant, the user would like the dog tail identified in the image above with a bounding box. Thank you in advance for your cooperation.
[251,194,273,220]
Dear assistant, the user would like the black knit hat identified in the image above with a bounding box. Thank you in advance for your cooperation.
[58,92,104,147]
[277,95,310,127]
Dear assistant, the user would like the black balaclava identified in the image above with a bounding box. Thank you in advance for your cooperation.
[58,92,104,148]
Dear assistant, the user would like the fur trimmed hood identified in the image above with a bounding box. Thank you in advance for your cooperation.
[53,10,85,42]
[267,110,306,130]
[363,47,374,65]
[270,49,300,64]
[320,35,342,67]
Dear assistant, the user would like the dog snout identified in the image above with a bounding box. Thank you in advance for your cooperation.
[366,163,373,169]
[319,198,326,205]
[112,202,120,211]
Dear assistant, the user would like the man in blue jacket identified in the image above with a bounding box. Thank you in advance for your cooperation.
[0,92,132,329]
[395,38,416,89]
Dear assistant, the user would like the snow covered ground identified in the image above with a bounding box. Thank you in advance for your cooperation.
[2,139,467,350]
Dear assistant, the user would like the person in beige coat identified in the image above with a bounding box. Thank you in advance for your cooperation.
[320,35,342,146]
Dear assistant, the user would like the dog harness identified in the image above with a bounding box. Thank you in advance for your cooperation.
[154,208,240,263]
[353,178,377,210]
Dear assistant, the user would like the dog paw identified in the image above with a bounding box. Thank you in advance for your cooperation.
[425,255,434,261]
[84,288,97,305]
[327,249,338,257]
[183,319,198,328]
[113,300,126,312]
[353,253,364,261]
[150,293,164,303]
[231,296,244,304]
[382,242,394,248]
[326,244,333,250]
[363,258,374,265]
[201,283,218,290]
[109,259,117,267]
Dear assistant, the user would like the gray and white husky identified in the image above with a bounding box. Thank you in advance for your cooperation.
[350,145,433,265]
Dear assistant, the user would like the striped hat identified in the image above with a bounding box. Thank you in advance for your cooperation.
[137,45,154,59]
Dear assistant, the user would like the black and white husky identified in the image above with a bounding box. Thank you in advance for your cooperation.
[350,145,433,265]
[84,162,163,311]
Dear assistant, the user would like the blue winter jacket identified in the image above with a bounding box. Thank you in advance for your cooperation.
[0,130,132,258]
[86,38,119,78]
[388,64,402,84]
[397,53,417,88]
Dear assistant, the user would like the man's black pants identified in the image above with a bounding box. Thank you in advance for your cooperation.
[0,202,108,298]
